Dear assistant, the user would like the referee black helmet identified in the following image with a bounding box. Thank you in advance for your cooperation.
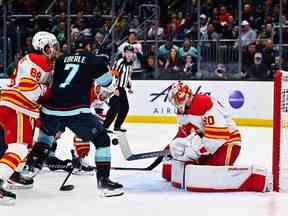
[124,45,134,53]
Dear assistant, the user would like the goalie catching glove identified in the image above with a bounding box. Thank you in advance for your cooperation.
[170,133,206,163]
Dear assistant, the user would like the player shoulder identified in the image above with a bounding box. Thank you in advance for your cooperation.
[188,94,213,115]
[27,53,51,72]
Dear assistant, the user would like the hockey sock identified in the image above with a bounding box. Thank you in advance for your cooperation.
[95,147,111,179]
[0,143,28,181]
[25,142,49,170]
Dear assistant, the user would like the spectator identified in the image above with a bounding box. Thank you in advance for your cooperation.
[170,22,182,40]
[177,11,186,27]
[53,0,67,14]
[22,36,33,56]
[163,47,182,77]
[144,55,157,79]
[242,42,257,74]
[262,39,276,78]
[242,3,254,26]
[118,30,144,79]
[199,14,209,39]
[263,0,274,18]
[178,37,199,61]
[213,63,227,80]
[221,22,236,40]
[258,23,274,42]
[182,54,198,78]
[210,7,219,25]
[71,27,80,42]
[201,23,221,41]
[158,39,179,67]
[234,20,257,48]
[61,43,69,55]
[89,6,105,36]
[5,53,21,78]
[93,31,111,56]
[247,52,269,80]
[218,6,232,26]
[51,21,66,45]
[179,13,193,38]
[147,24,165,40]
[169,13,181,31]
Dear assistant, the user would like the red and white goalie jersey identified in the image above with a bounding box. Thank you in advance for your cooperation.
[0,53,52,118]
[171,93,241,165]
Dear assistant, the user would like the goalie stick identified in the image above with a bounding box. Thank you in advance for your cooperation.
[111,156,165,171]
[116,131,169,161]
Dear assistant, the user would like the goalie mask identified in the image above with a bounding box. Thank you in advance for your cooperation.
[168,82,192,113]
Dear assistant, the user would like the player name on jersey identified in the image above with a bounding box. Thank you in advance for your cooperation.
[63,55,86,64]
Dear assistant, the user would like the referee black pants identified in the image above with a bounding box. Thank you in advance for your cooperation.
[103,88,129,130]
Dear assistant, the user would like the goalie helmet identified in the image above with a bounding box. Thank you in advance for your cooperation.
[168,81,192,113]
[32,31,59,57]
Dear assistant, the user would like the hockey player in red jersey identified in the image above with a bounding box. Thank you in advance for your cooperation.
[162,82,268,192]
[0,31,59,201]
[168,81,241,166]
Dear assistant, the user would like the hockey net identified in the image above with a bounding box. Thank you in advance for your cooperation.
[273,70,288,192]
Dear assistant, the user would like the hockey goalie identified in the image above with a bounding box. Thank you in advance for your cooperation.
[162,82,269,192]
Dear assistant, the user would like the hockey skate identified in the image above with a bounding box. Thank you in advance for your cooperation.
[97,177,124,197]
[21,164,41,178]
[45,156,73,172]
[0,179,16,203]
[72,157,95,176]
[114,127,127,132]
[6,171,34,189]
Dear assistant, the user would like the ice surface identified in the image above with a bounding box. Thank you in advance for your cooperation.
[2,124,288,216]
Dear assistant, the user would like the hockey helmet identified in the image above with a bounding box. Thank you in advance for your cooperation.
[32,31,59,57]
[168,81,192,112]
[124,45,134,53]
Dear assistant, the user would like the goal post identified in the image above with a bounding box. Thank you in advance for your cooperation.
[273,70,288,192]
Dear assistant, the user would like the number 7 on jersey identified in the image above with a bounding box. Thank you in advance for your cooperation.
[59,63,80,88]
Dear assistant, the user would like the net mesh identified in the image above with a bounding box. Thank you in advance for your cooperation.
[279,71,288,191]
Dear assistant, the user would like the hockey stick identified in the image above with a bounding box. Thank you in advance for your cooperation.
[59,150,75,191]
[116,131,168,161]
[111,155,165,171]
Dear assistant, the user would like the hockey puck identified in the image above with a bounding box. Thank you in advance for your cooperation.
[60,184,74,191]
[112,138,119,145]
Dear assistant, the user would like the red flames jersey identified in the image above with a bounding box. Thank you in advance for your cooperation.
[175,94,241,155]
[0,53,52,118]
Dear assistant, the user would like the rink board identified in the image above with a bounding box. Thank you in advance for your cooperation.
[126,80,273,127]
[0,79,273,127]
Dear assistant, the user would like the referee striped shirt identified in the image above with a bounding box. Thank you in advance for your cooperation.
[111,58,133,88]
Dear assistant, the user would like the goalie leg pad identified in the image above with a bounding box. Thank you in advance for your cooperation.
[171,160,185,189]
[185,165,268,192]
[162,160,172,182]
[170,159,197,189]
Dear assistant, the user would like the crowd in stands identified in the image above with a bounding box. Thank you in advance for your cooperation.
[1,0,288,80]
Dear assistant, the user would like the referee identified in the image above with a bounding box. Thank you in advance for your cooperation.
[103,45,134,132]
